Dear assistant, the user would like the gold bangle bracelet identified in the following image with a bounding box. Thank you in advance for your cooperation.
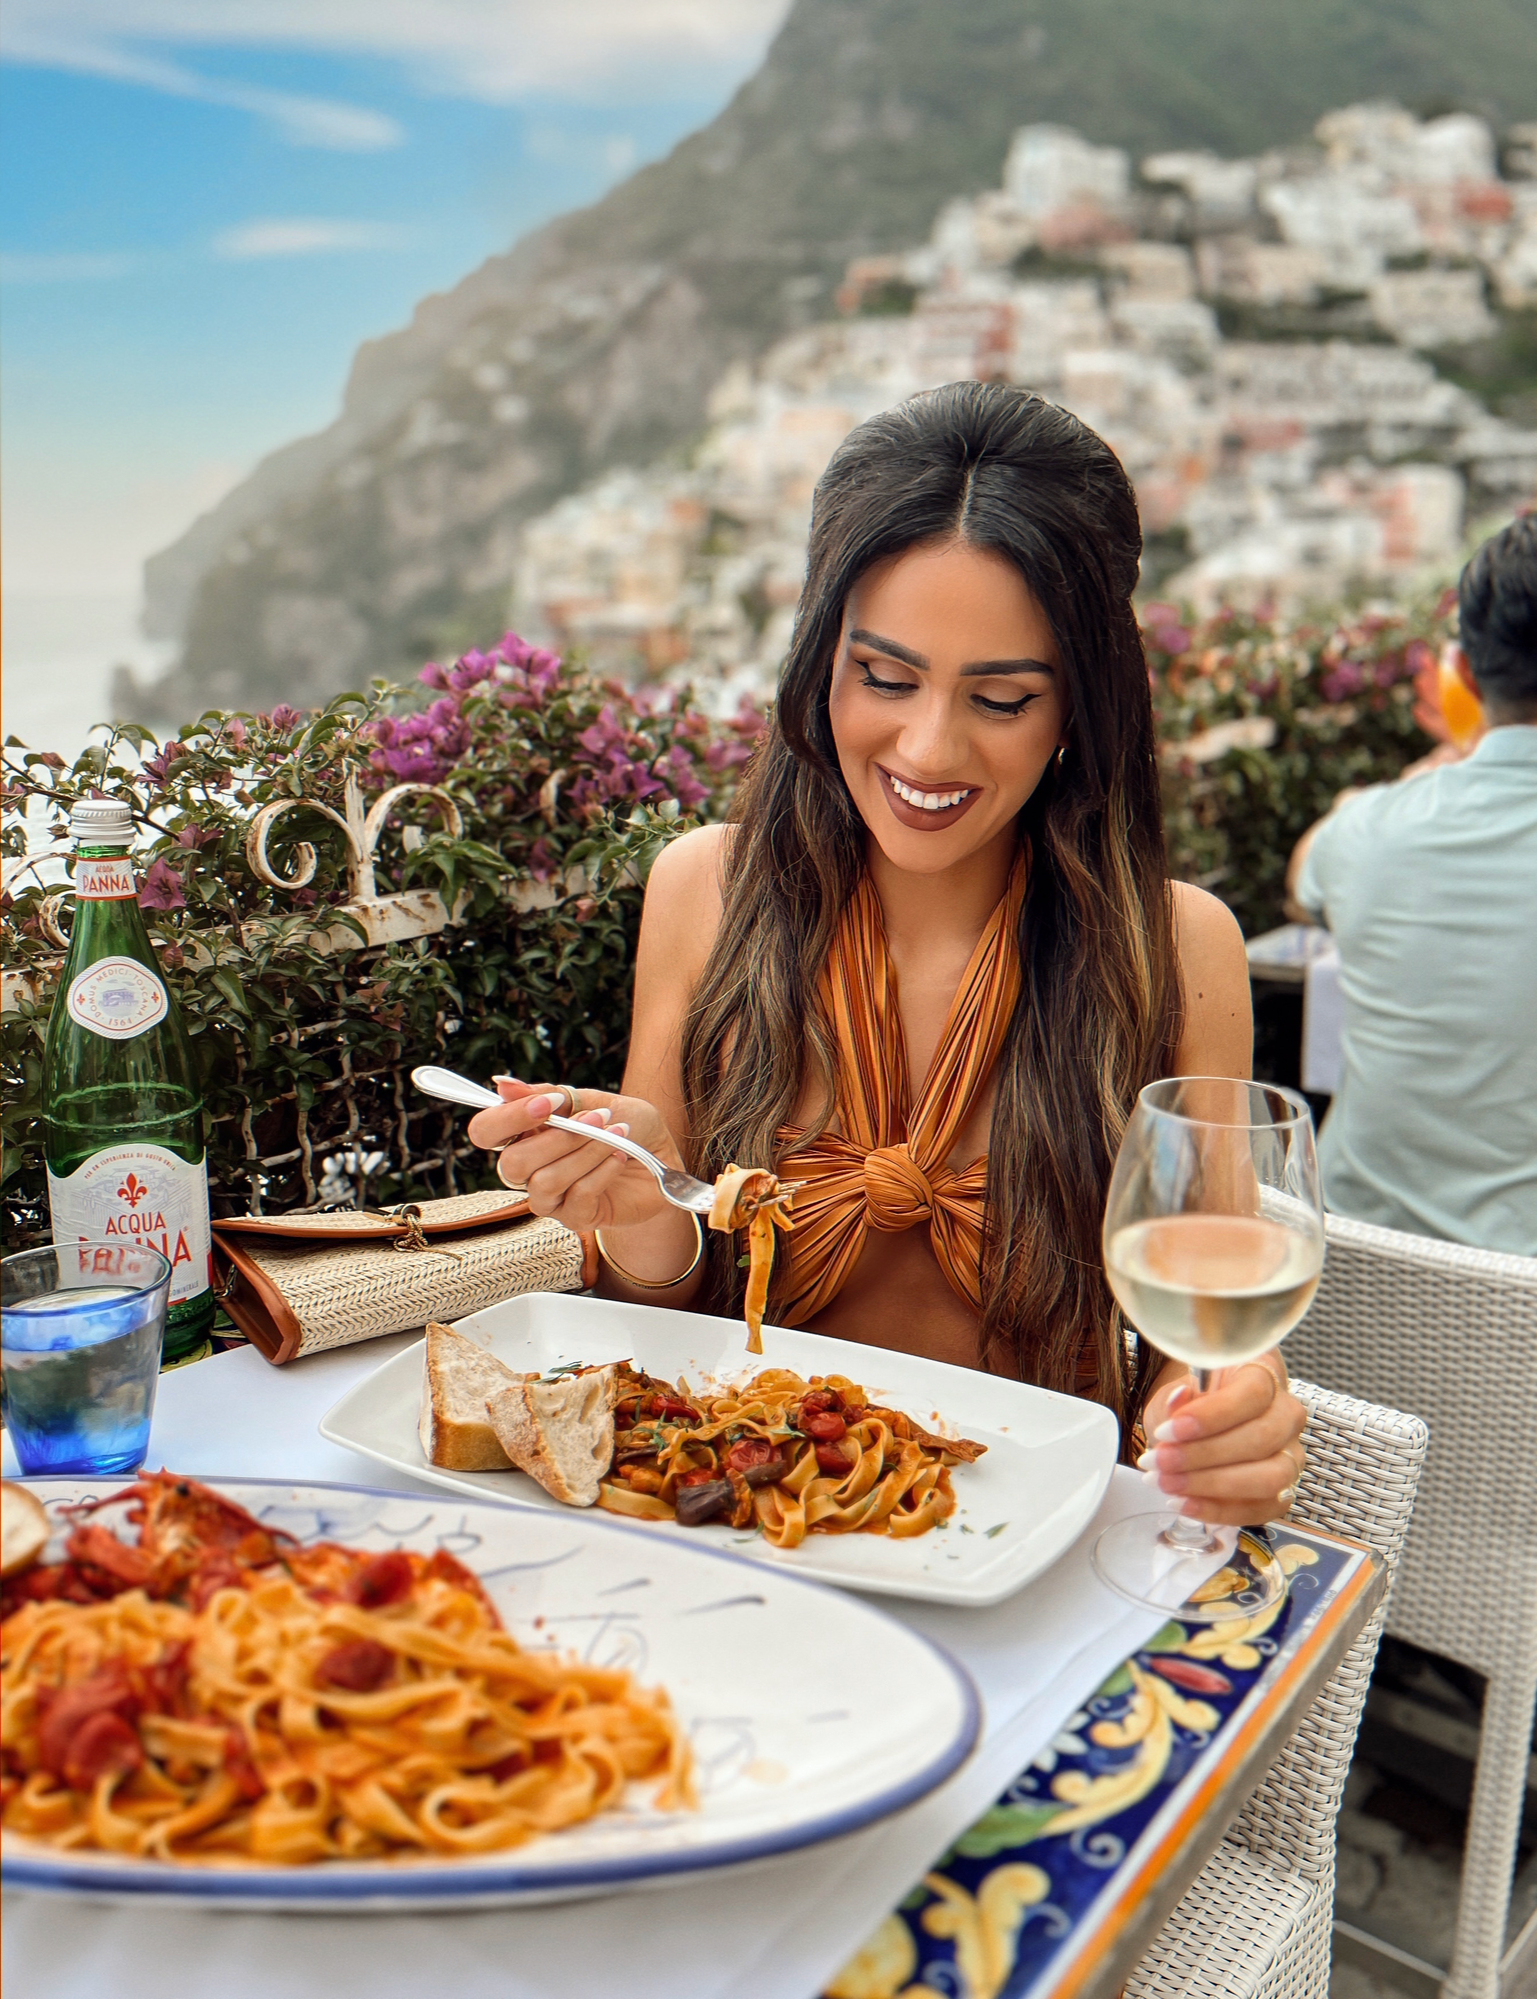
[594,1214,703,1290]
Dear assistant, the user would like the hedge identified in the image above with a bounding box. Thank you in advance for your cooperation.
[3,600,1446,1247]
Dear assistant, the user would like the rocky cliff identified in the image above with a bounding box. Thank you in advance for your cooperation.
[127,0,1537,717]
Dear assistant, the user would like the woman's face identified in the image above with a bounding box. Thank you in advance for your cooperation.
[827,538,1068,878]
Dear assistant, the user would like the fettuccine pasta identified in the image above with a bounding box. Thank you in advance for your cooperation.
[598,1367,985,1548]
[1,1477,691,1864]
[707,1165,795,1353]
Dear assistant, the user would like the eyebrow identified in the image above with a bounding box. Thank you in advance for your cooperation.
[847,628,1056,678]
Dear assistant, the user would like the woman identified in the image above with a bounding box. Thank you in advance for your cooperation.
[470,383,1306,1526]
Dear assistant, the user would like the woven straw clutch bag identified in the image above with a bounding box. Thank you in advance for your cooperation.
[211,1189,592,1364]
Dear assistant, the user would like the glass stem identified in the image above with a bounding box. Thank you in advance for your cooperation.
[1163,1367,1217,1551]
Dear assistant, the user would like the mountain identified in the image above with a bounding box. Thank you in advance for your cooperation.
[127,0,1537,718]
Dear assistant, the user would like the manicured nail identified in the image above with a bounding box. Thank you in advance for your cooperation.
[1153,1416,1200,1445]
[492,1073,521,1085]
[610,1122,631,1137]
[524,1094,555,1118]
[580,1107,612,1125]
[1158,1473,1190,1496]
[1136,1448,1157,1472]
[1166,1381,1193,1412]
[1141,1466,1162,1490]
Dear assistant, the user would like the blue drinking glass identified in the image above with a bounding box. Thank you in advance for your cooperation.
[2,1243,171,1475]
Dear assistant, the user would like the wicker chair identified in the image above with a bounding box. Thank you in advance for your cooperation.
[1125,1380,1428,1999]
[1285,1215,1537,1999]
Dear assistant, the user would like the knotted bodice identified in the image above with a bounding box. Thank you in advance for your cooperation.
[772,858,1027,1325]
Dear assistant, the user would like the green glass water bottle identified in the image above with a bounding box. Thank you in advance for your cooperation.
[43,798,214,1364]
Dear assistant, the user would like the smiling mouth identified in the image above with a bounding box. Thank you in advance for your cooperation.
[878,766,980,826]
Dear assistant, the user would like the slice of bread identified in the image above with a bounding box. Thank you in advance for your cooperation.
[485,1364,619,1508]
[418,1323,533,1471]
[1,1481,50,1579]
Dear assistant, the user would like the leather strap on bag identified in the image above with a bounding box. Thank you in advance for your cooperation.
[210,1189,594,1364]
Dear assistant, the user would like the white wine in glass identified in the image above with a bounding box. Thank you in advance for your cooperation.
[1092,1078,1324,1624]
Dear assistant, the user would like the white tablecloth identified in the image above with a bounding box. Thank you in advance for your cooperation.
[4,1334,1179,1999]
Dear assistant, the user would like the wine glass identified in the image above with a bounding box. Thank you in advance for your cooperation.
[1092,1077,1324,1625]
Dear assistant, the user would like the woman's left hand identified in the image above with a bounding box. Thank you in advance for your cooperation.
[1139,1358,1307,1527]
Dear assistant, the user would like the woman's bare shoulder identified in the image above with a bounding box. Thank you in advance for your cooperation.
[637,824,734,981]
[1170,879,1244,960]
[1169,881,1252,1076]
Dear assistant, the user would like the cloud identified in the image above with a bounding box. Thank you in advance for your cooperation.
[2,13,402,149]
[212,217,410,259]
[0,2,792,108]
[1,251,134,284]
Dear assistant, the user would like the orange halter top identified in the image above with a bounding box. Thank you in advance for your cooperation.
[772,857,1027,1327]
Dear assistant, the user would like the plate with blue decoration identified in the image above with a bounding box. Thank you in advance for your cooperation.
[1,1475,977,1910]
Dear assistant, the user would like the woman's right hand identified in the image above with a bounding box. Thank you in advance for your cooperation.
[466,1078,681,1234]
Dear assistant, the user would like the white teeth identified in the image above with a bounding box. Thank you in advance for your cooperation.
[890,775,969,812]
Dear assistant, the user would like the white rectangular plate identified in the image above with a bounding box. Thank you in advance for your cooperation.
[319,1294,1118,1607]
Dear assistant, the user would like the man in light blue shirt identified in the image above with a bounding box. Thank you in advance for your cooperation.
[1289,516,1537,1255]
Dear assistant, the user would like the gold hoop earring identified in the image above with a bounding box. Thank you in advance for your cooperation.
[1055,743,1068,767]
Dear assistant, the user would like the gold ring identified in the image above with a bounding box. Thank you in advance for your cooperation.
[1240,1359,1280,1406]
[554,1084,579,1118]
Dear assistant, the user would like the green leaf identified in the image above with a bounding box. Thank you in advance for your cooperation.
[208,969,250,1019]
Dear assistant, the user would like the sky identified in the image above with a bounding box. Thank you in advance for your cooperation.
[0,2,791,749]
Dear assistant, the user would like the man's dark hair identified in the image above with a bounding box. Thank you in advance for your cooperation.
[1458,514,1537,715]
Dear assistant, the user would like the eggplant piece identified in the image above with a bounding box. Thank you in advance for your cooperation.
[674,1480,732,1527]
[740,1455,788,1489]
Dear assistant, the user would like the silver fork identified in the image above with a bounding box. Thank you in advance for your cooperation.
[411,1064,719,1215]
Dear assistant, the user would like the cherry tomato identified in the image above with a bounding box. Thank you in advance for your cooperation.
[802,1410,847,1443]
[815,1441,854,1476]
[317,1639,396,1692]
[344,1550,415,1609]
[724,1437,777,1473]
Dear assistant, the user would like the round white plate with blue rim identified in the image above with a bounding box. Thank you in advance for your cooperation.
[319,1293,1120,1607]
[1,1476,978,1911]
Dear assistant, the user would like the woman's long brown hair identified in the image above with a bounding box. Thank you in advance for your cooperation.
[680,383,1182,1451]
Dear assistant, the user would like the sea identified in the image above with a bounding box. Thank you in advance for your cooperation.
[1,590,176,766]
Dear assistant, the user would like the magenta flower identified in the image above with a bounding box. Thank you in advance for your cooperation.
[140,741,184,786]
[265,704,302,733]
[1320,662,1365,702]
[366,693,469,785]
[138,859,187,912]
[655,745,708,813]
[485,633,563,708]
[704,737,754,773]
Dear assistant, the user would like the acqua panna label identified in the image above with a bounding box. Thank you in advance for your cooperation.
[75,856,138,901]
[46,1144,213,1309]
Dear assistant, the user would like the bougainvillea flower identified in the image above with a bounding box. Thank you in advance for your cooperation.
[139,741,184,786]
[138,859,187,911]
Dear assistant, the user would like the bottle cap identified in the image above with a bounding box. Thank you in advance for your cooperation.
[70,799,135,846]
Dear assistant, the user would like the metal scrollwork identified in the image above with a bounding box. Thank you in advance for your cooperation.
[244,769,463,903]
